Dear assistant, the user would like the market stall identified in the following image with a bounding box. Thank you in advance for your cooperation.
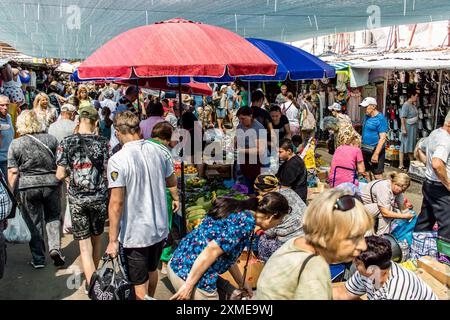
[78,18,278,237]
[323,49,450,174]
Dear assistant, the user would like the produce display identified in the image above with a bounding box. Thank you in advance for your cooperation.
[184,166,198,174]
[184,177,248,232]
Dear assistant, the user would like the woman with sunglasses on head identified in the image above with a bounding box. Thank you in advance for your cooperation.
[256,189,373,300]
[360,172,414,236]
[168,193,289,300]
[253,174,307,262]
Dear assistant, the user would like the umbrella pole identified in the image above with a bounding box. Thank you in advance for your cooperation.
[248,81,251,106]
[179,78,187,238]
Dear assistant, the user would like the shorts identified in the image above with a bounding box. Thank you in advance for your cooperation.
[216,108,226,119]
[120,241,164,285]
[69,199,107,241]
[362,147,385,175]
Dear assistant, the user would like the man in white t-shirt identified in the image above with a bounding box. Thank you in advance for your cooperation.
[334,236,437,300]
[415,112,450,259]
[105,111,179,300]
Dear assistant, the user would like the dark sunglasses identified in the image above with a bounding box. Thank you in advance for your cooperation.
[334,195,356,212]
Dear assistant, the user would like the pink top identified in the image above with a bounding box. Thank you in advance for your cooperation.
[139,116,165,140]
[330,145,363,187]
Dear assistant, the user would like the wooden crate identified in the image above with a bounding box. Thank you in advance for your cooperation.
[417,256,450,287]
[415,268,449,300]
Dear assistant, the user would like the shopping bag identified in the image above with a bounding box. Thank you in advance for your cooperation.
[409,231,438,260]
[390,211,418,246]
[3,208,31,244]
[88,255,135,300]
[63,204,72,234]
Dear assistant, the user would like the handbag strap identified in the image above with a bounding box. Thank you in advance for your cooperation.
[240,231,255,290]
[283,102,293,114]
[370,180,383,204]
[26,134,55,158]
[298,254,316,283]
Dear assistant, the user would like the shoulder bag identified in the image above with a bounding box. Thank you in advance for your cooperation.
[0,174,16,220]
[301,104,316,131]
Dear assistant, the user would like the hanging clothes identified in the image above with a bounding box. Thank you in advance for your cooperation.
[336,73,349,92]
[30,70,37,88]
[376,83,385,112]
[319,91,326,130]
[348,89,362,122]
[327,88,336,108]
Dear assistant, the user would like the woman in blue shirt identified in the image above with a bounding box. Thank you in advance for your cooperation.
[168,192,289,300]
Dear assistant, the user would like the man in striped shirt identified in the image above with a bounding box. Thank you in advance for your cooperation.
[333,236,437,300]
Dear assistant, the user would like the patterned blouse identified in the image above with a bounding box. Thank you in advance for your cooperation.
[169,210,255,293]
[34,106,57,131]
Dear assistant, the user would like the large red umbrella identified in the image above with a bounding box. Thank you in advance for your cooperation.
[78,18,277,79]
[78,18,277,238]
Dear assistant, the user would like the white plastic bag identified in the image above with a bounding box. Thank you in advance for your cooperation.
[3,209,31,244]
[63,202,72,234]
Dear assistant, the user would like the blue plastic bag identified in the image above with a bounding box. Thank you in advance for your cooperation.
[390,210,418,246]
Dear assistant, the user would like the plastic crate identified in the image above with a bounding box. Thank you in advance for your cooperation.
[437,238,450,256]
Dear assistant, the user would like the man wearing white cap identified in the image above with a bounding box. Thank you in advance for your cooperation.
[48,104,77,143]
[359,97,388,180]
[329,102,351,124]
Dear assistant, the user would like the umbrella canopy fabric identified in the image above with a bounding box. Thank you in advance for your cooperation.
[78,18,277,80]
[194,38,335,83]
[117,78,213,96]
[70,68,128,82]
[71,70,211,95]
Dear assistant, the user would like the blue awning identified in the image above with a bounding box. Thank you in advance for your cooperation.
[194,38,335,83]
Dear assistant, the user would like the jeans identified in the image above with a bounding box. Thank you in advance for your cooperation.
[18,186,62,264]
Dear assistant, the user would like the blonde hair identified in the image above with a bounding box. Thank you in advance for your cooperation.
[33,92,53,110]
[114,111,140,135]
[16,110,45,135]
[77,85,89,100]
[389,172,411,189]
[303,189,373,254]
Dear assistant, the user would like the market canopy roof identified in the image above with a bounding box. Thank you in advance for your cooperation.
[0,0,449,59]
[327,49,450,70]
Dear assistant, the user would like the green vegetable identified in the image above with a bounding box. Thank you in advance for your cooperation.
[188,214,206,222]
[186,205,204,213]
